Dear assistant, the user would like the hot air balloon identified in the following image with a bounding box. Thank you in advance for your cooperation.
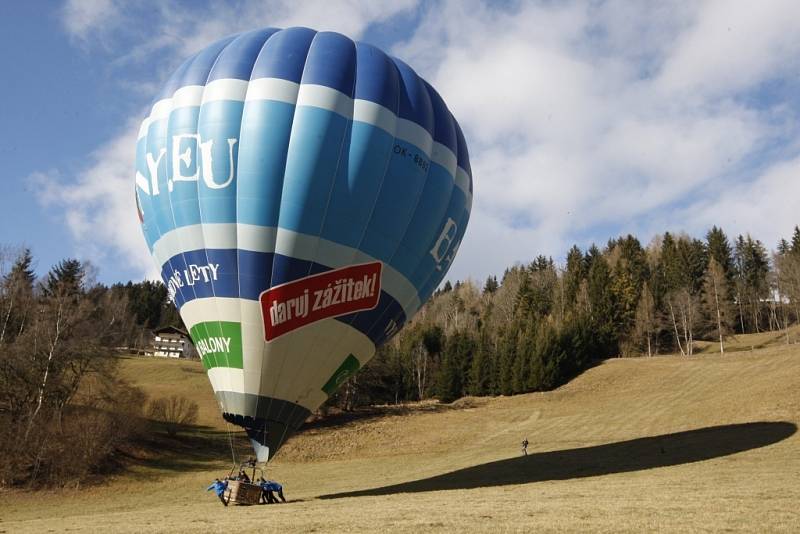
[134,27,472,462]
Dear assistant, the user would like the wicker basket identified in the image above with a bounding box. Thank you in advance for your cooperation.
[224,480,262,505]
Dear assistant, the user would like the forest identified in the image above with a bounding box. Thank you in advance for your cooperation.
[331,226,800,407]
[0,252,184,486]
[1,225,799,485]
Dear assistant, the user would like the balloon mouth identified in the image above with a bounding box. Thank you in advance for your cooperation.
[223,409,310,462]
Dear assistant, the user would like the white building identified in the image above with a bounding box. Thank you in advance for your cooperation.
[152,326,191,358]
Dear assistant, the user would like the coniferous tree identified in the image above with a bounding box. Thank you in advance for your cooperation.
[634,281,656,357]
[496,327,516,395]
[735,235,770,332]
[614,235,650,287]
[706,226,734,282]
[468,333,493,396]
[6,249,35,291]
[775,235,800,327]
[511,325,529,394]
[1,249,36,344]
[42,258,85,297]
[514,271,534,317]
[436,332,475,402]
[586,251,615,354]
[609,261,639,343]
[563,245,586,310]
[791,226,800,254]
[529,262,557,319]
[483,275,499,294]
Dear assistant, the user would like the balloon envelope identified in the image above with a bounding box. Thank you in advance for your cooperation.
[134,27,473,460]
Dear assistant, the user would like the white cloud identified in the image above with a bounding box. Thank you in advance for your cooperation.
[394,0,800,283]
[61,0,123,44]
[657,0,800,97]
[678,155,800,248]
[49,0,421,279]
[32,121,157,279]
[61,0,420,58]
[50,0,800,285]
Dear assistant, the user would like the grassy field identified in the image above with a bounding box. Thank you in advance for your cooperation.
[3,332,800,533]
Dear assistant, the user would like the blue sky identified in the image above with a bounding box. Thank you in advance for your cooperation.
[2,1,800,285]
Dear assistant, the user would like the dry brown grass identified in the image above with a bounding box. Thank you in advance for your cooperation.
[3,334,800,533]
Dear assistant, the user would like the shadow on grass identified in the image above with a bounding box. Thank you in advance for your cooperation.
[320,422,796,498]
[119,426,251,479]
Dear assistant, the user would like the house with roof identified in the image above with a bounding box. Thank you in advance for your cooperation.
[151,325,192,358]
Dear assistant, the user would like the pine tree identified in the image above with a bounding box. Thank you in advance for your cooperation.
[706,226,734,282]
[483,275,499,294]
[564,245,585,309]
[6,248,35,293]
[609,261,639,340]
[529,255,553,272]
[614,235,650,288]
[436,332,475,402]
[1,249,37,343]
[680,237,708,295]
[773,245,800,341]
[496,327,516,395]
[512,327,529,394]
[791,226,800,255]
[735,235,770,332]
[586,252,615,355]
[120,280,170,329]
[660,234,706,355]
[514,272,534,317]
[529,322,562,390]
[43,258,85,297]
[468,333,493,396]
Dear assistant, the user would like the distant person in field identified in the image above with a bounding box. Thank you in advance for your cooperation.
[259,477,286,503]
[522,438,529,456]
[207,477,229,506]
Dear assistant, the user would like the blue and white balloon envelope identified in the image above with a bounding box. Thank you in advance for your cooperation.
[134,27,473,460]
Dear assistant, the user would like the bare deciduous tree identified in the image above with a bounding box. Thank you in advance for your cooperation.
[147,395,199,436]
[703,258,734,354]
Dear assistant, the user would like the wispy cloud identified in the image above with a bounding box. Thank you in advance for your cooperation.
[49,0,420,279]
[61,0,125,46]
[398,0,800,282]
[47,0,800,284]
[61,0,420,58]
[32,119,157,278]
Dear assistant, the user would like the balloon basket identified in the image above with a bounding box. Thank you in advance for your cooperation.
[224,480,263,505]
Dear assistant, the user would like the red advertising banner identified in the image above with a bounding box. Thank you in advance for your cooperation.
[259,261,383,341]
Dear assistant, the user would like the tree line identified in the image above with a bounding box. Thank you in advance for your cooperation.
[329,226,800,408]
[3,224,798,485]
[0,250,194,487]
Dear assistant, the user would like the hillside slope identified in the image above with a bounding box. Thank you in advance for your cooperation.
[4,341,800,532]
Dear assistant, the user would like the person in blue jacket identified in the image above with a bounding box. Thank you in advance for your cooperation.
[207,477,229,506]
[258,477,286,504]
